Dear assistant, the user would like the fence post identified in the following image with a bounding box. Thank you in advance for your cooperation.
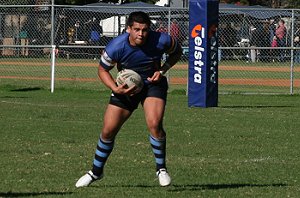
[290,10,295,95]
[50,0,56,93]
[166,9,171,85]
[51,0,55,46]
[50,45,56,93]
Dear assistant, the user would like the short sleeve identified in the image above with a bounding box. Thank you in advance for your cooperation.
[100,50,116,71]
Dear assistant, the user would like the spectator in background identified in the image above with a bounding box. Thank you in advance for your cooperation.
[261,20,271,61]
[74,20,80,40]
[156,21,167,33]
[121,22,129,34]
[89,18,103,58]
[121,27,127,34]
[90,18,103,45]
[249,23,264,62]
[20,20,29,56]
[271,36,278,48]
[294,35,300,63]
[219,23,237,60]
[249,25,258,62]
[269,19,276,44]
[271,35,278,62]
[156,21,168,62]
[275,19,287,62]
[170,19,181,44]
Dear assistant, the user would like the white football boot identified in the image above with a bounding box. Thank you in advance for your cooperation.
[156,168,171,187]
[75,170,103,188]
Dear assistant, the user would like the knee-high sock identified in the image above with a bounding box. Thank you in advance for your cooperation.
[92,137,114,177]
[149,135,166,171]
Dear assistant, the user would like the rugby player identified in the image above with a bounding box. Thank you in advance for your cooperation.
[76,11,182,188]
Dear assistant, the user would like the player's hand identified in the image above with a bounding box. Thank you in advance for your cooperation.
[147,71,162,83]
[113,83,138,96]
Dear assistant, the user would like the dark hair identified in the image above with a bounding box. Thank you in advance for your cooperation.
[127,11,151,28]
[279,19,285,24]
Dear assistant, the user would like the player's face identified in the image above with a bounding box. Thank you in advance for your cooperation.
[128,22,149,46]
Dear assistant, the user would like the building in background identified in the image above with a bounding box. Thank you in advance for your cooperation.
[156,0,188,8]
[35,0,51,11]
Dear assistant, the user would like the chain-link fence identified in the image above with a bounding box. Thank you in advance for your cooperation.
[0,3,299,94]
[219,7,300,94]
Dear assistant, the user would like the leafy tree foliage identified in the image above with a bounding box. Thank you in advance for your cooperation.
[222,0,300,8]
[0,0,33,12]
[2,0,299,8]
[285,0,300,8]
[0,0,33,4]
[55,0,98,5]
[54,0,158,5]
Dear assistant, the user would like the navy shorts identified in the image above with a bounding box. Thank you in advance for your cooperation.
[109,76,168,112]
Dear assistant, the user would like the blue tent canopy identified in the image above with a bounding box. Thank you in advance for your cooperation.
[65,2,291,20]
[219,3,292,19]
[64,2,169,18]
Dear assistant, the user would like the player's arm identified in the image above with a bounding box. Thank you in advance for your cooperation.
[98,65,118,91]
[98,52,135,95]
[98,65,136,95]
[147,37,182,83]
[160,37,183,75]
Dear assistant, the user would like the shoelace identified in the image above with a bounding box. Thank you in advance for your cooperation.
[157,169,168,176]
[88,171,98,181]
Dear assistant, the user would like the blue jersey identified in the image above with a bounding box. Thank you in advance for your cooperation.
[100,31,173,80]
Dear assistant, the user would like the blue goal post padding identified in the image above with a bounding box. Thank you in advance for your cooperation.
[188,0,219,107]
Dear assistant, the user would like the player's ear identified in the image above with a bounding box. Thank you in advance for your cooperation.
[126,26,130,33]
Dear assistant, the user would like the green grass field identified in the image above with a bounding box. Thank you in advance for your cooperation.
[1,57,300,94]
[1,84,300,197]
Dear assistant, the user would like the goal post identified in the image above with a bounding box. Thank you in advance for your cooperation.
[188,0,219,107]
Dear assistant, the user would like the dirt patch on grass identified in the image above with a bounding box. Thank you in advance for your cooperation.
[1,62,299,87]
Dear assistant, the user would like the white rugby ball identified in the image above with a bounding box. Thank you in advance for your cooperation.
[116,69,144,93]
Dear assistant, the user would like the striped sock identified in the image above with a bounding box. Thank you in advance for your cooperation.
[149,135,166,171]
[92,137,114,177]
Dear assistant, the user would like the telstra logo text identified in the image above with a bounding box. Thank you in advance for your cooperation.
[191,24,205,84]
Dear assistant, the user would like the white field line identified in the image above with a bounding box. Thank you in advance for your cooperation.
[0,100,97,108]
[196,156,275,163]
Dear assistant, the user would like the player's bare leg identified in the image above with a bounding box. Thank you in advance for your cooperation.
[143,97,171,186]
[101,104,132,140]
[143,97,165,138]
[76,104,131,188]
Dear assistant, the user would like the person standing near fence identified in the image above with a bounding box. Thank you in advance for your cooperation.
[20,20,30,56]
[170,19,181,44]
[275,19,287,62]
[249,25,259,62]
[156,21,167,33]
[89,18,103,58]
[294,35,300,63]
[75,11,182,188]
[271,36,278,62]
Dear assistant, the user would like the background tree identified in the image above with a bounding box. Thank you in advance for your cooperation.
[55,0,158,5]
[0,0,33,4]
[0,0,33,12]
[2,0,298,7]
[220,0,299,8]
[55,0,98,5]
[285,0,300,8]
